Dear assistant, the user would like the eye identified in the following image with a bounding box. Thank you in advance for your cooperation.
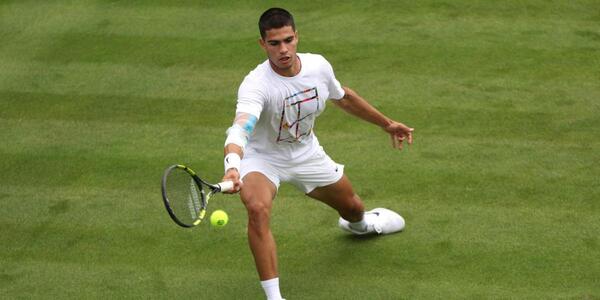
[269,41,279,46]
[284,37,294,43]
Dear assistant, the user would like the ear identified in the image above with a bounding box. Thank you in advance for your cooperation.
[258,38,266,50]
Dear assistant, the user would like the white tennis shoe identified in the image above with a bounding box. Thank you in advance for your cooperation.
[338,208,405,235]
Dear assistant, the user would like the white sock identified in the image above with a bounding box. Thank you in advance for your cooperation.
[261,277,283,300]
[348,216,368,232]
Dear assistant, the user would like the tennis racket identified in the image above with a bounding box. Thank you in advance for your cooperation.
[161,164,234,228]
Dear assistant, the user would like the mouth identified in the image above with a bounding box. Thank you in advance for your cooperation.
[279,56,291,64]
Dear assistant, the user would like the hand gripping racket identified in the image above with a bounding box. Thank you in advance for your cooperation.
[161,164,233,228]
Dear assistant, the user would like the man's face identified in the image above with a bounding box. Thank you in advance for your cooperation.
[259,25,298,74]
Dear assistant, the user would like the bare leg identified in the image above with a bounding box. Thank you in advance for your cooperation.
[307,174,365,222]
[240,172,278,280]
[309,174,406,235]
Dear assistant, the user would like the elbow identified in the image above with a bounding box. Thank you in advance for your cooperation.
[341,86,354,100]
[335,87,355,110]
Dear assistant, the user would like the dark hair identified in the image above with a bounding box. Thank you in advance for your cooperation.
[258,8,295,39]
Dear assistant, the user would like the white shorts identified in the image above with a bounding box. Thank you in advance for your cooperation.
[240,149,344,193]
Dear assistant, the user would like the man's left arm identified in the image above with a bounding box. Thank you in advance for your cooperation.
[332,86,414,150]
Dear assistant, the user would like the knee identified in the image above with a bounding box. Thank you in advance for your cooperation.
[243,199,271,228]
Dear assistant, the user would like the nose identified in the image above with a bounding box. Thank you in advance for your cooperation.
[279,43,288,54]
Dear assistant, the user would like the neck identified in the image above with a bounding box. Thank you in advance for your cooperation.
[270,55,301,77]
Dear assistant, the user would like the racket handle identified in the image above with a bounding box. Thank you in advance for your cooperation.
[217,181,234,193]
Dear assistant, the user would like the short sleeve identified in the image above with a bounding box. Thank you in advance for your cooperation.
[236,77,266,119]
[323,58,345,100]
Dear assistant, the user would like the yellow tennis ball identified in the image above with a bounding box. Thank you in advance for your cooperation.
[210,210,228,227]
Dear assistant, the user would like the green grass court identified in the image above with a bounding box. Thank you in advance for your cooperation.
[1,1,599,298]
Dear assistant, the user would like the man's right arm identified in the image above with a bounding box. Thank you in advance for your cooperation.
[221,112,259,193]
[222,144,243,193]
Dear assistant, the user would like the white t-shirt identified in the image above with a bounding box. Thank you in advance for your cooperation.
[236,53,345,162]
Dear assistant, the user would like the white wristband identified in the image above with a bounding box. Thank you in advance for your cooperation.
[224,153,241,173]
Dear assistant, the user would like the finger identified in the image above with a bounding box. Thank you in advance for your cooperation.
[391,134,400,150]
[222,178,242,194]
[407,128,414,145]
[391,134,399,149]
[398,134,407,149]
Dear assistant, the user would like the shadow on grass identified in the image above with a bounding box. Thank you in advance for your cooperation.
[336,232,403,243]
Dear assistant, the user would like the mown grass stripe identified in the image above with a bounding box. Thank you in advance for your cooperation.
[1,1,599,298]
[0,59,241,100]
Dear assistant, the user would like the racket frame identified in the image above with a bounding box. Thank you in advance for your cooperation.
[161,164,222,228]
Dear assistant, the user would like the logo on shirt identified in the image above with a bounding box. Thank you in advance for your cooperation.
[277,87,319,143]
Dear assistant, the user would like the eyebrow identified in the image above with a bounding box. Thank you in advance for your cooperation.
[266,35,294,43]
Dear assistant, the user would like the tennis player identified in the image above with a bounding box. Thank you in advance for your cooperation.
[221,8,414,300]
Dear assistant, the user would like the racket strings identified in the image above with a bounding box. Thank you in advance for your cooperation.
[166,169,204,225]
[189,178,202,216]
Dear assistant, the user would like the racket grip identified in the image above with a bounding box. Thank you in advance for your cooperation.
[217,181,234,193]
